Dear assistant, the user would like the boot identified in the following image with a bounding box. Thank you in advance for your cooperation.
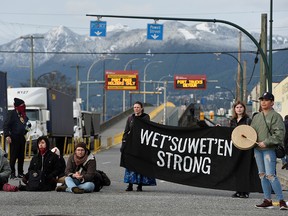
[137,184,142,192]
[125,183,133,191]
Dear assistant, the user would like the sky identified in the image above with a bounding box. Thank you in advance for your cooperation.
[0,0,288,45]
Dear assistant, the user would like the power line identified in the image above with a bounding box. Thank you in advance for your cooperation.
[1,48,288,55]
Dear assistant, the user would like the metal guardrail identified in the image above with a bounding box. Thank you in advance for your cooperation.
[0,135,102,161]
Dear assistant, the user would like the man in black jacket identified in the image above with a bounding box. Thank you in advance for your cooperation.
[3,98,30,179]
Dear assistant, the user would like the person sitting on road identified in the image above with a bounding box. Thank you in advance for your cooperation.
[20,136,61,191]
[51,147,66,184]
[0,148,18,192]
[56,142,96,194]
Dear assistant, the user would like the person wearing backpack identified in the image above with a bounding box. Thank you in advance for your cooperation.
[251,92,288,210]
[56,142,96,194]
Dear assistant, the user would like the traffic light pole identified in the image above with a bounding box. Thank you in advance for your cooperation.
[86,14,271,93]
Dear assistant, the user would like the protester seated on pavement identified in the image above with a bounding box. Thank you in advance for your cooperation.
[56,142,96,194]
[0,148,18,192]
[51,147,66,184]
[19,136,61,191]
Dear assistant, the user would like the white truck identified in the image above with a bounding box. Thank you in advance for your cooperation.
[73,98,101,149]
[0,72,7,140]
[7,87,74,153]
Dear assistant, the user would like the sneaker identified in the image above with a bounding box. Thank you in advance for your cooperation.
[10,173,16,179]
[17,174,24,178]
[279,200,288,210]
[56,185,67,192]
[72,187,84,194]
[255,199,273,209]
[239,192,249,198]
[231,192,241,198]
[3,183,18,192]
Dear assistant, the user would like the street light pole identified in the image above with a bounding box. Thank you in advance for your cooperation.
[123,58,147,111]
[214,52,243,101]
[163,81,167,125]
[86,14,271,92]
[215,86,235,102]
[143,61,163,103]
[157,74,172,106]
[86,57,119,111]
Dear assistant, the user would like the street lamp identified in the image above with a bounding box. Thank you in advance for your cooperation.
[157,81,167,125]
[143,61,163,103]
[123,58,147,112]
[215,86,235,102]
[86,57,119,111]
[214,52,243,101]
[157,74,172,106]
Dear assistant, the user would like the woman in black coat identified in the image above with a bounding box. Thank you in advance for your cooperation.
[21,136,61,191]
[230,101,252,198]
[121,101,156,192]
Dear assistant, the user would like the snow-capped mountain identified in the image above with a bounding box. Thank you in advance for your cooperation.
[0,21,287,90]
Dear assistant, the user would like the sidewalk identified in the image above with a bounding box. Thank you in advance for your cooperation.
[277,160,288,191]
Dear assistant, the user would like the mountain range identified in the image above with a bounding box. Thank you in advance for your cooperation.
[0,21,287,115]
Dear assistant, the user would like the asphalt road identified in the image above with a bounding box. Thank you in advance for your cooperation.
[2,144,288,216]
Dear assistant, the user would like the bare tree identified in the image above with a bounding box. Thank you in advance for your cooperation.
[20,71,76,97]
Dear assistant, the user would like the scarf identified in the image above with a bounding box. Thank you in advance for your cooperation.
[39,148,47,156]
[15,104,26,119]
[74,152,88,166]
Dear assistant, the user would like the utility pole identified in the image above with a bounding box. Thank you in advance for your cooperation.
[243,60,247,103]
[260,14,268,95]
[236,31,242,102]
[269,0,273,93]
[71,64,85,98]
[20,35,44,87]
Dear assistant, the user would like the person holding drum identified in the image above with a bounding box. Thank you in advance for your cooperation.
[251,92,288,210]
[230,101,252,199]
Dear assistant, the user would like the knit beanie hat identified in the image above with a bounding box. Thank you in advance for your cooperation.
[75,142,87,151]
[14,98,25,107]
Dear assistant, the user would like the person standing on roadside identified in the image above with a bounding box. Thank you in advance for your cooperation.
[3,98,30,179]
[230,101,252,199]
[251,92,288,210]
[121,101,156,192]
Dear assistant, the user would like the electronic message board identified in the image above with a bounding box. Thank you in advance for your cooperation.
[174,75,206,90]
[105,70,139,90]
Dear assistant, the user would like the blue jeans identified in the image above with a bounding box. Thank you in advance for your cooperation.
[254,148,284,201]
[65,176,95,193]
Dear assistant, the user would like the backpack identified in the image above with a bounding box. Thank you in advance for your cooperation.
[26,170,44,191]
[93,170,111,192]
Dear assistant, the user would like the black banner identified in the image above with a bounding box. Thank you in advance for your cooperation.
[121,117,261,192]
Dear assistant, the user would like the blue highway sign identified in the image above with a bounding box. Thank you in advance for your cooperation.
[90,21,107,37]
[147,24,163,40]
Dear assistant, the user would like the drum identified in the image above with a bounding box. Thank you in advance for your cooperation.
[231,125,257,150]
